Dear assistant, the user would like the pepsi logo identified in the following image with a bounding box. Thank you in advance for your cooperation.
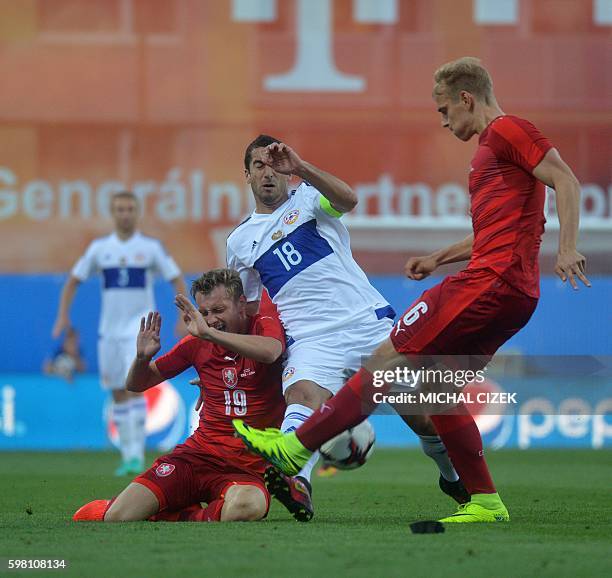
[107,380,186,452]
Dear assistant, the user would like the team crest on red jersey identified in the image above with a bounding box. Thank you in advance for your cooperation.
[155,463,175,477]
[222,367,238,389]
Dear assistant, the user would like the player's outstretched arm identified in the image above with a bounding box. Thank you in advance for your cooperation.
[125,312,165,392]
[264,142,357,213]
[405,234,473,280]
[51,275,81,338]
[175,294,283,364]
[533,149,591,290]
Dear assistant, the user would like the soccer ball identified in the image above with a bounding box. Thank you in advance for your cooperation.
[319,419,375,470]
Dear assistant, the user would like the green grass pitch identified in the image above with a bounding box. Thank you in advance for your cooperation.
[1,449,610,577]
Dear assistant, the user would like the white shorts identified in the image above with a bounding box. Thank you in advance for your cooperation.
[281,316,394,395]
[98,337,136,391]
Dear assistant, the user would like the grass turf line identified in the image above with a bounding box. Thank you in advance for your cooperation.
[0,449,610,578]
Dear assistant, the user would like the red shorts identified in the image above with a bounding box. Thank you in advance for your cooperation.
[390,269,537,364]
[134,442,270,514]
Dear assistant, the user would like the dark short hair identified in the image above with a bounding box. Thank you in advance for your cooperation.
[190,268,244,301]
[244,134,282,171]
[111,190,139,207]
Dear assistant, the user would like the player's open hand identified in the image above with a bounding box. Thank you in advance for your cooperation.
[137,312,162,360]
[263,142,303,175]
[555,250,591,290]
[405,255,438,280]
[175,294,210,339]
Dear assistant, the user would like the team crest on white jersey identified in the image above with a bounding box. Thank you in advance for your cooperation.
[283,209,300,225]
[222,367,238,388]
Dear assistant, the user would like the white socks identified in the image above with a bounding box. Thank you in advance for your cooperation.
[281,404,319,483]
[129,395,147,463]
[112,400,131,463]
[112,396,147,464]
[419,435,459,482]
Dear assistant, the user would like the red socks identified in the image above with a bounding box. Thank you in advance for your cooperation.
[430,407,496,494]
[296,368,380,451]
[294,367,497,496]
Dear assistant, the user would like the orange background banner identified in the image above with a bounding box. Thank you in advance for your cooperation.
[1,0,610,272]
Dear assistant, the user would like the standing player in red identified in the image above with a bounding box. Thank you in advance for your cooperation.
[233,57,591,523]
[73,269,286,523]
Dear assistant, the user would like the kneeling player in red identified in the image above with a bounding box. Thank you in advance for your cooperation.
[73,269,286,523]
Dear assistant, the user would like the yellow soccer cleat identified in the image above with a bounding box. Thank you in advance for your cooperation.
[232,419,312,476]
[439,493,510,523]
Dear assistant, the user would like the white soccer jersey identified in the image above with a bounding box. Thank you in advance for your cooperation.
[226,183,394,342]
[71,232,181,339]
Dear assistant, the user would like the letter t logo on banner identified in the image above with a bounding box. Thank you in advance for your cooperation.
[232,0,398,92]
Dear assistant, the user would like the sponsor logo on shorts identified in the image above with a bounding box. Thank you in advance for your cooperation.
[155,463,175,477]
[222,367,238,389]
[283,209,300,225]
[282,366,296,382]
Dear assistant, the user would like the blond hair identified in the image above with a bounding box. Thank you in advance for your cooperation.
[433,57,494,104]
[190,268,244,302]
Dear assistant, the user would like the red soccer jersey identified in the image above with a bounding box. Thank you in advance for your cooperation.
[153,313,286,468]
[467,115,553,298]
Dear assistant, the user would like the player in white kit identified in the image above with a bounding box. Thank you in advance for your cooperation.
[226,136,466,521]
[52,191,186,476]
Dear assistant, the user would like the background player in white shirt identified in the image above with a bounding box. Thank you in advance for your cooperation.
[226,136,466,521]
[52,191,187,476]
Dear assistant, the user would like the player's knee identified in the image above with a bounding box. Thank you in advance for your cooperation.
[228,498,266,521]
[222,487,267,521]
[285,380,331,409]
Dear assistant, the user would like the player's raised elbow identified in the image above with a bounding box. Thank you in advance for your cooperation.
[338,188,358,212]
